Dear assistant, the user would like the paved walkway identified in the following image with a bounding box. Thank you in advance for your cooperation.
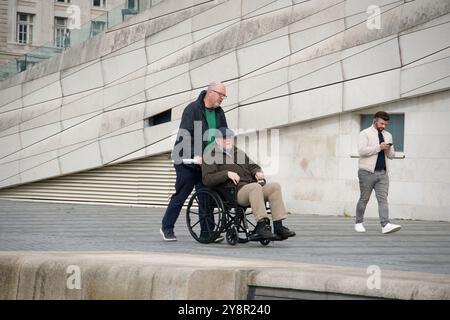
[1,200,450,275]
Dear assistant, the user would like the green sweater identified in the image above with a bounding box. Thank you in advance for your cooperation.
[205,108,216,146]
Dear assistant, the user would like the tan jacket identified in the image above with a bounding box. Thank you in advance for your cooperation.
[358,126,395,173]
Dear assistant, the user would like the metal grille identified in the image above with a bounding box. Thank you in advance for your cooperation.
[0,153,176,207]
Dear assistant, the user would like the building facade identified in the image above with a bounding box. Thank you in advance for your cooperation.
[0,0,449,222]
[0,0,144,75]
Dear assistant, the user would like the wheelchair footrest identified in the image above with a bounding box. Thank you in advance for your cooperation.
[248,233,267,241]
[248,231,287,242]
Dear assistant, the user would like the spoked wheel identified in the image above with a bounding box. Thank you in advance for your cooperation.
[236,208,250,243]
[226,226,238,246]
[186,189,225,244]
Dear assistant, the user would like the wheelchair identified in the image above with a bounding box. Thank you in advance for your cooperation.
[185,183,281,246]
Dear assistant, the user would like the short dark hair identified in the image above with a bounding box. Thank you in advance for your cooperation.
[374,111,389,121]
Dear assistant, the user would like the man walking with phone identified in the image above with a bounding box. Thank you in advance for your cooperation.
[355,111,401,234]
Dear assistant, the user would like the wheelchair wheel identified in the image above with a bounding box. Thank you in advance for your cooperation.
[186,189,225,244]
[226,226,238,246]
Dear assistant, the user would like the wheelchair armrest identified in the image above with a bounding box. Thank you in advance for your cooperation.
[213,183,238,205]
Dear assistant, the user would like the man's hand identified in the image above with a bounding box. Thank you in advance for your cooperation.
[380,142,391,151]
[194,156,202,165]
[255,172,265,180]
[228,171,240,185]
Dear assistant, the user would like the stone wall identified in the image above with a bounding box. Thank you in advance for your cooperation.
[0,0,449,221]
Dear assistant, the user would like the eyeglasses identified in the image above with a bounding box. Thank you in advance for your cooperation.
[211,90,227,99]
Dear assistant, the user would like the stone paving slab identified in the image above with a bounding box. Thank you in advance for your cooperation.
[1,200,450,276]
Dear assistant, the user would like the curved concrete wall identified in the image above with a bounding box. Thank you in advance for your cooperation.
[0,0,450,220]
[1,252,449,299]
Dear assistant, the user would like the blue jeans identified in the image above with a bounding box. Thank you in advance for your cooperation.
[162,164,209,233]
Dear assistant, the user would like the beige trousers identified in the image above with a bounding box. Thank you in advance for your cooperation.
[237,182,288,222]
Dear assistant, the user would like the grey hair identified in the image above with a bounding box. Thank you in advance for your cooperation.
[207,81,224,92]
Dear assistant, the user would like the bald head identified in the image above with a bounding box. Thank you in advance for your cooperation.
[204,81,227,109]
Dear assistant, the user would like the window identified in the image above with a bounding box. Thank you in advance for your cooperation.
[360,113,405,152]
[54,17,70,48]
[16,55,36,73]
[122,0,139,20]
[146,110,172,127]
[56,0,71,3]
[16,13,34,44]
[90,21,106,37]
[16,59,26,72]
[127,0,138,10]
[93,0,107,8]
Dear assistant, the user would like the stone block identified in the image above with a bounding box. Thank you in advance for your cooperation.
[99,129,146,164]
[20,122,61,150]
[290,16,345,55]
[103,69,147,111]
[343,69,400,111]
[242,0,292,19]
[0,160,20,184]
[192,0,241,35]
[20,99,62,131]
[0,109,22,132]
[145,92,190,119]
[290,83,343,123]
[239,95,289,130]
[61,60,104,97]
[289,58,342,93]
[100,103,145,137]
[399,19,450,66]
[22,73,62,107]
[190,51,239,89]
[59,141,102,175]
[102,48,147,85]
[237,35,290,77]
[61,88,104,120]
[401,56,450,98]
[20,156,60,185]
[239,65,289,105]
[344,0,403,28]
[59,116,102,148]
[0,85,22,111]
[145,63,191,101]
[342,36,400,80]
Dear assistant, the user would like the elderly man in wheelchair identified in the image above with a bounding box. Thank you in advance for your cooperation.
[185,127,296,245]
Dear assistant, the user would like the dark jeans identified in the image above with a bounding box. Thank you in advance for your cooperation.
[162,164,212,234]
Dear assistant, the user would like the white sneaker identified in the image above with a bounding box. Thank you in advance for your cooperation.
[354,223,366,233]
[382,223,401,234]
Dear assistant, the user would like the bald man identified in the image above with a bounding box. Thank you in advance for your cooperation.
[160,82,229,242]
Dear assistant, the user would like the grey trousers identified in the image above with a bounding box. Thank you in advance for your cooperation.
[356,169,390,227]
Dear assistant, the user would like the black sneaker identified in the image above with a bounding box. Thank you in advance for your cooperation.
[160,228,177,242]
[214,236,225,243]
[255,219,276,240]
[199,231,225,243]
[274,226,296,239]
